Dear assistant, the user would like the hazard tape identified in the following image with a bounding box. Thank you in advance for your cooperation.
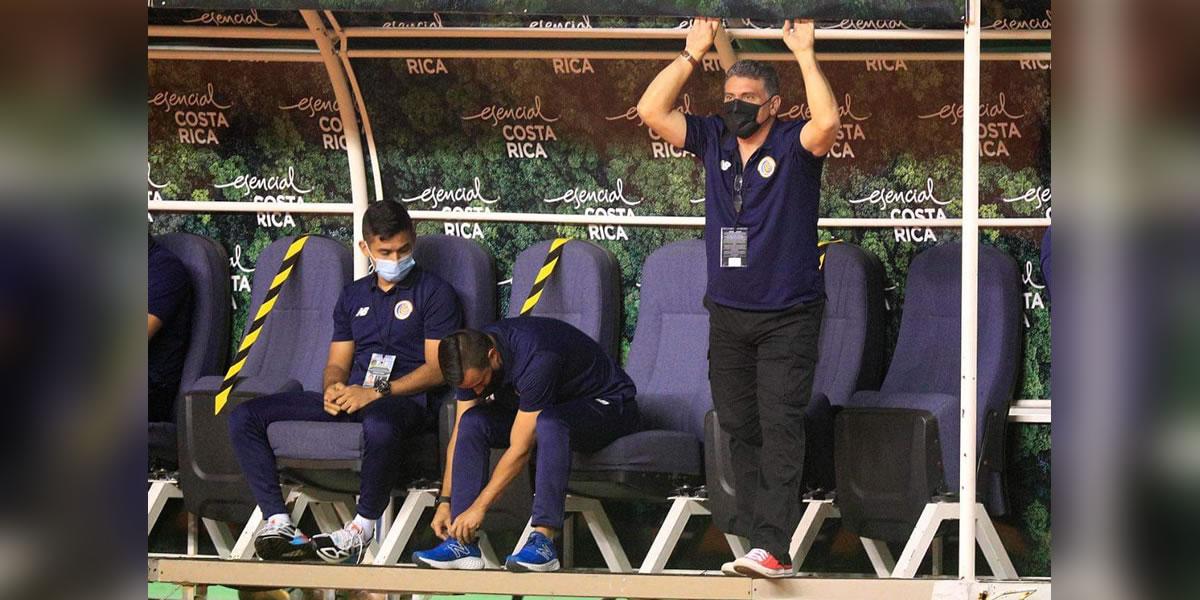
[519,238,569,316]
[818,238,842,270]
[214,235,310,415]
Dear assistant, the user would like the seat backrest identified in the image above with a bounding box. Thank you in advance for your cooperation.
[414,234,497,329]
[507,239,621,357]
[239,235,352,391]
[625,239,711,441]
[881,242,1023,505]
[812,242,887,407]
[883,242,1022,413]
[155,232,231,406]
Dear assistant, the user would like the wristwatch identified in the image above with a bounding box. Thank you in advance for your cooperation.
[373,377,390,397]
[679,49,700,68]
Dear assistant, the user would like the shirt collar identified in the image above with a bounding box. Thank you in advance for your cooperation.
[369,265,420,294]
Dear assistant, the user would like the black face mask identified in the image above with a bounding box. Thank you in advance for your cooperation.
[721,98,771,139]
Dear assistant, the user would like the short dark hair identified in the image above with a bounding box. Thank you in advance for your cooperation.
[438,329,494,386]
[362,200,415,241]
[725,60,780,98]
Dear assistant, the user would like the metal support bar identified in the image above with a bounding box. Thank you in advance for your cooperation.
[300,9,371,278]
[515,496,632,572]
[789,499,838,571]
[339,26,1048,42]
[891,502,1017,579]
[145,201,1050,229]
[148,479,183,535]
[372,488,436,566]
[959,0,983,582]
[860,538,897,578]
[639,497,711,573]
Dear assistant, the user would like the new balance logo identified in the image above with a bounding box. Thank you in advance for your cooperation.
[355,307,370,317]
[450,542,471,558]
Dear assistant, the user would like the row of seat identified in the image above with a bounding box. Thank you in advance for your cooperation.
[148,231,1023,577]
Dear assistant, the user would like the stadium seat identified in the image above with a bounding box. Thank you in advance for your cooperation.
[493,239,630,570]
[641,241,887,573]
[363,234,501,565]
[147,232,230,541]
[835,242,1022,578]
[178,234,351,558]
[507,238,622,357]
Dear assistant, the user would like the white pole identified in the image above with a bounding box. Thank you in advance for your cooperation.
[959,0,982,582]
[300,10,371,278]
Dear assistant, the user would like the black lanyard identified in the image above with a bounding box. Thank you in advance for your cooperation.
[731,155,745,224]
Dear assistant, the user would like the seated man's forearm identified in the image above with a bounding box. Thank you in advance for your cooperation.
[389,363,444,397]
[322,366,349,390]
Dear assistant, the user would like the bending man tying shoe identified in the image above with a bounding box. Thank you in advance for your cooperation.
[228,201,462,564]
[412,317,639,572]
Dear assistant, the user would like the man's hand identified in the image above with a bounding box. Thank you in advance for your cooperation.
[323,382,347,415]
[685,16,720,58]
[431,503,452,540]
[448,504,485,543]
[335,385,382,414]
[782,19,815,55]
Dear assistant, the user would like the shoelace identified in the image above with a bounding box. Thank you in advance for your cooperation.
[330,523,367,551]
[261,520,294,536]
[745,548,771,563]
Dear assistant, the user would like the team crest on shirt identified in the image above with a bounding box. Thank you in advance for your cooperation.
[757,156,776,178]
[394,300,414,320]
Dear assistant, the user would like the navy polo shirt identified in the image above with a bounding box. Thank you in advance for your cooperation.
[455,317,637,413]
[332,266,462,401]
[684,114,826,311]
[148,237,192,421]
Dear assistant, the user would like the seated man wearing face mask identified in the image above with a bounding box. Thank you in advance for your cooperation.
[228,200,462,564]
[412,318,639,572]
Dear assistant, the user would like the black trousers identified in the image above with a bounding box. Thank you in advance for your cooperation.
[706,295,824,563]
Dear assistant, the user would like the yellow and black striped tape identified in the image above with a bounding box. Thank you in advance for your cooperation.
[214,235,310,415]
[818,238,842,270]
[519,238,569,316]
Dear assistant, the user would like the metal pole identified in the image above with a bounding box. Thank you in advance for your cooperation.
[959,0,982,582]
[325,10,386,203]
[300,10,371,278]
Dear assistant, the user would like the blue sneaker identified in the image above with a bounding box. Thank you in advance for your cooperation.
[412,538,484,570]
[505,531,560,572]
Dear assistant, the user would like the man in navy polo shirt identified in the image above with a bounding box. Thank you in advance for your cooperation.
[636,17,841,578]
[411,317,639,572]
[228,201,462,564]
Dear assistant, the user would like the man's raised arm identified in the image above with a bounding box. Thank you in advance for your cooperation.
[636,16,719,149]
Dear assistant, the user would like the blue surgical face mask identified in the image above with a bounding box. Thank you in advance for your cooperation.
[369,250,415,283]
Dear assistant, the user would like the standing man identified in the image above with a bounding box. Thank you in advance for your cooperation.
[637,17,840,578]
[412,317,639,572]
[228,201,462,564]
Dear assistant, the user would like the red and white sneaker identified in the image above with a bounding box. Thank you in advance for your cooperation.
[724,548,793,578]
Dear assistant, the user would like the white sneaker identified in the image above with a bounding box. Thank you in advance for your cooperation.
[720,559,739,576]
[729,548,794,579]
[311,522,368,565]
